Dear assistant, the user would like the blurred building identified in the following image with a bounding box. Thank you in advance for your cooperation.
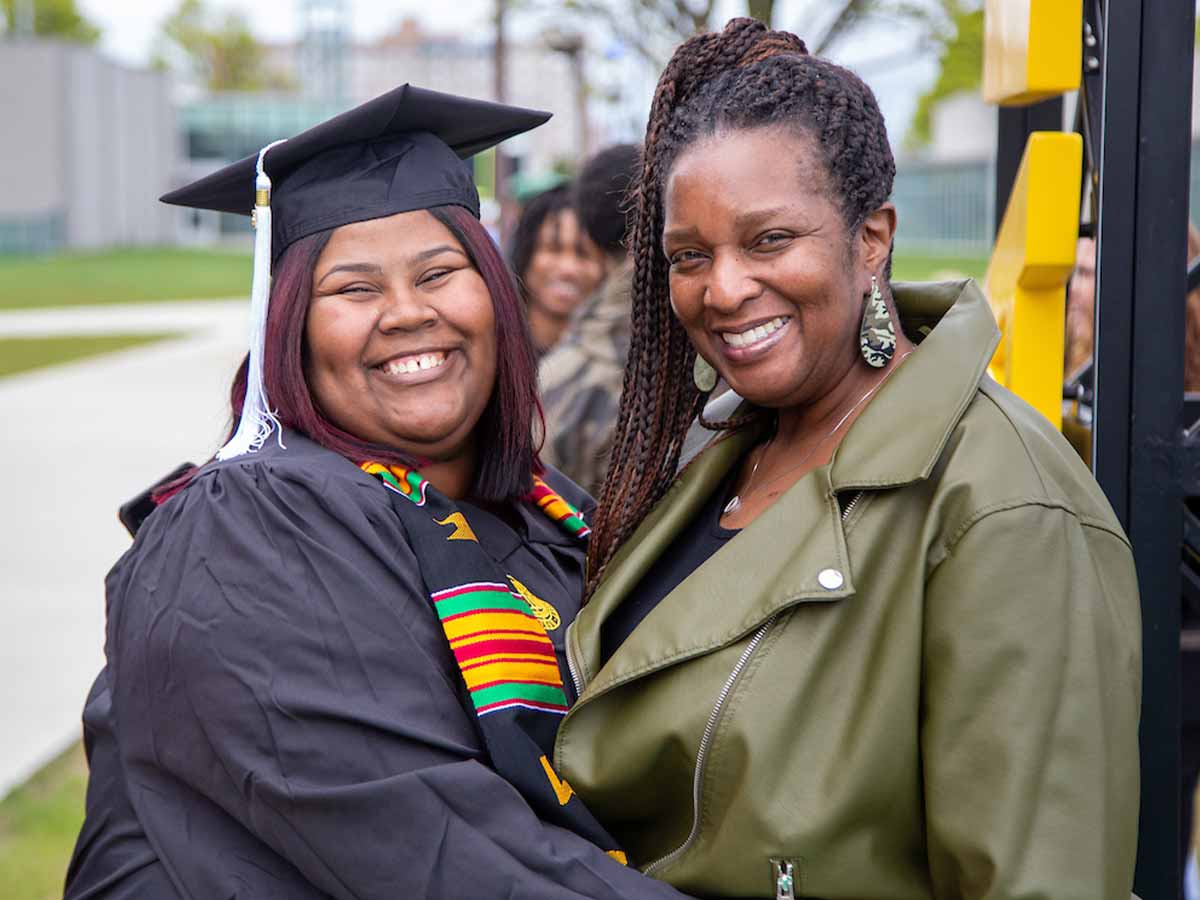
[345,17,583,169]
[275,17,583,170]
[0,40,176,254]
[890,90,999,258]
[296,0,349,103]
[896,80,1200,258]
[174,16,585,245]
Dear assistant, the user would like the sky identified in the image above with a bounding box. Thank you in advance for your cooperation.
[76,0,938,142]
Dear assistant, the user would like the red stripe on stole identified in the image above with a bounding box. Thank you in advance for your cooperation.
[432,583,511,602]
[475,697,569,715]
[449,628,554,643]
[453,638,557,663]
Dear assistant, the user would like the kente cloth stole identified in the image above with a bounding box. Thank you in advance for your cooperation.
[360,462,624,861]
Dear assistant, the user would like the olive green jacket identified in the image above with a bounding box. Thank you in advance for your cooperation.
[555,281,1141,899]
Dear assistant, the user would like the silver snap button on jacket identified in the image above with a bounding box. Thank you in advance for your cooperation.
[817,568,844,590]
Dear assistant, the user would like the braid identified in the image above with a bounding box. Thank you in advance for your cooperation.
[586,18,893,597]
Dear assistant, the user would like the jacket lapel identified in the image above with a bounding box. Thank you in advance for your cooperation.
[570,430,854,701]
[568,428,751,687]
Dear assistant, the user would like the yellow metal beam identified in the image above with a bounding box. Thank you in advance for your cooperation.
[984,131,1082,430]
[984,0,1081,105]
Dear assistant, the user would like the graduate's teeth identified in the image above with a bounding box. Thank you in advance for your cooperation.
[382,351,446,375]
[720,316,788,347]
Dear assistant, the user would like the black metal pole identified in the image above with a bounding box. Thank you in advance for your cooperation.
[993,99,1063,237]
[1092,1,1192,896]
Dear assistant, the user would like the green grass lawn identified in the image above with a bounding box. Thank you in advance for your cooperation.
[0,742,87,900]
[0,334,177,379]
[891,253,987,283]
[0,247,250,310]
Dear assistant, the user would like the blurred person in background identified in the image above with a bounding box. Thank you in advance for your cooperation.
[539,144,640,495]
[1066,228,1200,388]
[556,19,1141,899]
[63,86,691,900]
[509,184,606,355]
[1064,234,1097,381]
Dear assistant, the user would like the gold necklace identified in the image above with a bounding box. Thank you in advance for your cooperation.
[722,350,914,516]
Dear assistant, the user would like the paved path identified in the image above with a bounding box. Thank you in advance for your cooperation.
[0,298,246,337]
[0,300,248,798]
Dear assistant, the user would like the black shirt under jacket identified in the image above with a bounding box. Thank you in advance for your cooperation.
[600,470,740,666]
[64,431,688,900]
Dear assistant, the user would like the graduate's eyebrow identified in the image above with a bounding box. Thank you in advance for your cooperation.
[408,244,468,266]
[316,263,383,286]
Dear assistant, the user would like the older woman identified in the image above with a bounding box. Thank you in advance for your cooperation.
[64,86,687,900]
[554,20,1141,900]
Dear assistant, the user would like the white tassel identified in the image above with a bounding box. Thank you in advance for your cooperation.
[217,139,288,461]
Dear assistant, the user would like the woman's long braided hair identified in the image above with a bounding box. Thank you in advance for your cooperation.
[585,17,896,597]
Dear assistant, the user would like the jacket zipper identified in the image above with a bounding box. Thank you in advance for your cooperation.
[840,489,863,521]
[566,624,584,697]
[640,491,862,879]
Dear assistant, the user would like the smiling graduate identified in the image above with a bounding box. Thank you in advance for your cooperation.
[63,85,690,900]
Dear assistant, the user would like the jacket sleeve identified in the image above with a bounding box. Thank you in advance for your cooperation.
[107,461,689,900]
[538,348,621,496]
[920,502,1141,900]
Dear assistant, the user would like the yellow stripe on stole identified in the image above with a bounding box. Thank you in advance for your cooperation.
[442,610,546,642]
[448,628,556,651]
[461,659,563,690]
[536,493,570,519]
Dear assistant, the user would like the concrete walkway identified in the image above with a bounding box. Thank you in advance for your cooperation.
[0,298,246,337]
[0,300,248,798]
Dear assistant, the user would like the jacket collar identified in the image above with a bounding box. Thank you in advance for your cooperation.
[571,426,853,696]
[830,279,999,491]
[568,280,999,697]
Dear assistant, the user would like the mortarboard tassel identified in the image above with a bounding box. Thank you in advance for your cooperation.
[216,139,288,461]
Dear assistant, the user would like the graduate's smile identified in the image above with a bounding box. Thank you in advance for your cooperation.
[373,347,457,385]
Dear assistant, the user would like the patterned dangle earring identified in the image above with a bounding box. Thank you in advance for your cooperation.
[693,352,718,392]
[859,274,896,368]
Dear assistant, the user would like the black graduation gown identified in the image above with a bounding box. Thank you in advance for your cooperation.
[64,432,686,900]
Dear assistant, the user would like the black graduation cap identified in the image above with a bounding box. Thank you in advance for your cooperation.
[161,83,551,263]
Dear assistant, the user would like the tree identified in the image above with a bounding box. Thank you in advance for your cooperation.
[555,0,718,69]
[904,1,984,147]
[0,0,100,44]
[546,0,956,69]
[527,0,979,146]
[157,0,292,92]
[746,0,775,25]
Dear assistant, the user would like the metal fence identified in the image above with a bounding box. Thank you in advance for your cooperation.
[892,158,994,258]
[0,211,66,255]
[893,141,1200,259]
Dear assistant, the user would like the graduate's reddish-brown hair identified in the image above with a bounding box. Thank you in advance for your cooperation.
[160,205,543,505]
